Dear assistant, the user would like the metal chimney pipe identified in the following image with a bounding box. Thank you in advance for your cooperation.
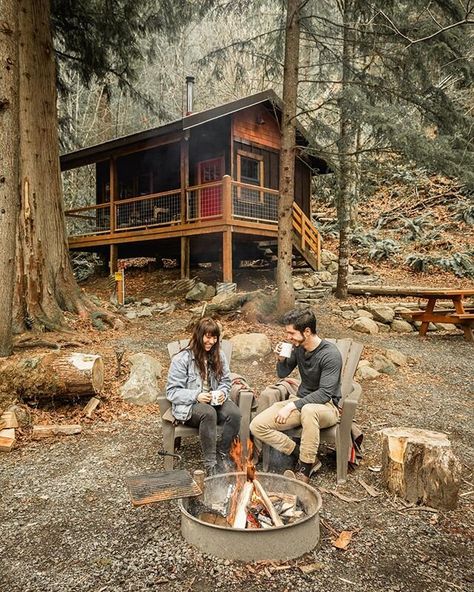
[185,76,195,116]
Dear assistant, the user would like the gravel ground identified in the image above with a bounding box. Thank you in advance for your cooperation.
[1,297,473,592]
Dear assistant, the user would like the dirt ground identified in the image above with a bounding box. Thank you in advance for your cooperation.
[1,271,473,592]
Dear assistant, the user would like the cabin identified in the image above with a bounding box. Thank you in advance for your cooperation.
[61,88,329,282]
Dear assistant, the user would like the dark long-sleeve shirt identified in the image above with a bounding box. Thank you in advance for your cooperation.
[276,339,342,410]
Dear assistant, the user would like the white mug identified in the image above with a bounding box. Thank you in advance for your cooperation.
[278,342,293,358]
[210,390,221,406]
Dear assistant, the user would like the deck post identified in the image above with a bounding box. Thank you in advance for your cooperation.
[180,236,190,279]
[180,134,189,224]
[222,229,233,283]
[109,244,118,274]
[109,157,117,233]
[222,174,232,223]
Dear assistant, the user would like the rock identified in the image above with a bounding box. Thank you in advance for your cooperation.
[125,311,137,320]
[394,306,414,314]
[341,311,357,320]
[303,275,320,289]
[137,309,153,318]
[375,321,391,333]
[293,277,305,291]
[120,353,162,406]
[391,319,414,333]
[141,298,152,306]
[384,349,408,366]
[356,366,380,380]
[352,317,379,335]
[326,261,339,274]
[365,305,395,324]
[185,282,216,301]
[339,304,354,312]
[314,271,332,282]
[435,323,455,331]
[320,249,338,267]
[230,333,272,360]
[413,321,438,331]
[113,318,126,331]
[373,354,397,375]
[356,309,374,319]
[241,293,278,323]
[211,292,237,306]
[357,360,371,368]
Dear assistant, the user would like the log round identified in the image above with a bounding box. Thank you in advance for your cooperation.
[0,352,104,400]
[380,427,462,510]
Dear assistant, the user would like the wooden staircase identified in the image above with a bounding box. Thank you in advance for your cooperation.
[257,203,321,271]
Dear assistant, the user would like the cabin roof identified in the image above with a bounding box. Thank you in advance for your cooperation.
[60,90,328,172]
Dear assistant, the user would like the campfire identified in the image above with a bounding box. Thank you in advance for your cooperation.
[190,439,307,530]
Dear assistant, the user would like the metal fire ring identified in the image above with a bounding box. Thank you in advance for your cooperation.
[178,471,323,562]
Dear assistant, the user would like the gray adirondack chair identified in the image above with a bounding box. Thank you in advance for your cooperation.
[260,338,363,484]
[157,339,253,470]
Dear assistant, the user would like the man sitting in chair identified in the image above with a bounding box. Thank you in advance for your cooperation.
[250,308,342,483]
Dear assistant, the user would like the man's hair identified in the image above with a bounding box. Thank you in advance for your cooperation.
[282,307,317,334]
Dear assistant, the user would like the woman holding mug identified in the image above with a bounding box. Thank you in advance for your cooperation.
[166,317,241,474]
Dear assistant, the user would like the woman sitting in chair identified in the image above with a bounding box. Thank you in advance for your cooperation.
[166,317,241,474]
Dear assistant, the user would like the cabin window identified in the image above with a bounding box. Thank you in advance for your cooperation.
[237,150,264,204]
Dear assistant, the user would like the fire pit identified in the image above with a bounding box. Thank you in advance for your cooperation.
[179,471,322,561]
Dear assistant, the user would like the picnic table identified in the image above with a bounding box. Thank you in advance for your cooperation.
[399,288,474,341]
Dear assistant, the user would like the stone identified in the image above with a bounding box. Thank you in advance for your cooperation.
[137,308,153,318]
[113,318,126,331]
[375,321,391,333]
[125,311,137,320]
[365,305,395,324]
[372,354,397,375]
[230,333,272,360]
[384,349,408,366]
[341,311,357,320]
[293,277,305,291]
[435,323,455,331]
[326,261,339,274]
[357,360,371,368]
[356,366,380,380]
[339,304,354,312]
[394,306,414,314]
[391,319,414,333]
[314,271,332,282]
[303,276,320,289]
[320,249,338,267]
[356,309,374,319]
[352,317,379,335]
[120,353,162,406]
[141,298,152,306]
[185,282,216,302]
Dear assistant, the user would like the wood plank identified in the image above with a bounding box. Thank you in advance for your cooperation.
[125,469,201,506]
[0,411,18,429]
[0,428,15,452]
[83,397,100,418]
[32,425,82,439]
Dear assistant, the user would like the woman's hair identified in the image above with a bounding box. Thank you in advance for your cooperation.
[188,317,223,380]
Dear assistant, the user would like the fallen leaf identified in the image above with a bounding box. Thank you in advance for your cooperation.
[332,530,354,550]
[299,562,325,574]
[358,478,382,497]
[368,465,382,472]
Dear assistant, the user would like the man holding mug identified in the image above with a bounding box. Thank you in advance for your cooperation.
[250,308,342,483]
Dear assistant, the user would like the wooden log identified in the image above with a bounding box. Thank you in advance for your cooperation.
[232,481,254,529]
[0,352,104,400]
[0,428,15,452]
[253,479,284,527]
[0,411,18,429]
[380,427,462,510]
[32,424,82,439]
[83,396,100,418]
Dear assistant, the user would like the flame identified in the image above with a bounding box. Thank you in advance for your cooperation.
[229,437,255,481]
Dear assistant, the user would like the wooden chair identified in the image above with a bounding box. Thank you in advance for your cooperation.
[260,338,363,484]
[157,339,254,470]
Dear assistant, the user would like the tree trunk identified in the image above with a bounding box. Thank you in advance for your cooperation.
[0,1,20,356]
[276,0,301,315]
[335,0,357,299]
[14,0,93,333]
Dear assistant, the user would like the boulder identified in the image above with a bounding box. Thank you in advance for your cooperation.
[357,309,374,319]
[185,282,216,302]
[293,277,305,291]
[414,321,438,331]
[391,319,414,333]
[372,354,397,375]
[375,321,391,333]
[230,333,272,360]
[137,308,153,318]
[314,271,332,282]
[357,360,371,368]
[326,261,339,274]
[141,298,152,306]
[384,348,408,366]
[435,323,455,331]
[320,249,338,267]
[356,365,380,380]
[341,311,357,320]
[365,305,395,324]
[352,317,379,335]
[303,275,320,288]
[120,353,162,406]
[125,311,137,320]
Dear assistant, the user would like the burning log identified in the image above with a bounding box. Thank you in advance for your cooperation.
[253,480,284,527]
[232,481,254,529]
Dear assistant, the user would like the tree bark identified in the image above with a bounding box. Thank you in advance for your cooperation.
[335,0,358,299]
[276,0,301,315]
[0,2,20,356]
[13,0,93,333]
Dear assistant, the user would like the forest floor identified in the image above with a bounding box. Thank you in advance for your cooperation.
[1,259,473,592]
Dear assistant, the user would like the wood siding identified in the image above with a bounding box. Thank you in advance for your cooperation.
[233,105,281,150]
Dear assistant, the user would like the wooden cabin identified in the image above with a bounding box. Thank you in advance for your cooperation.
[61,90,328,281]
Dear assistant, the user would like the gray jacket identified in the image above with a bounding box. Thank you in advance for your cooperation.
[166,348,232,422]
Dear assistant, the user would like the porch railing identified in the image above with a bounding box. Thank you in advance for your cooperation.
[292,201,321,266]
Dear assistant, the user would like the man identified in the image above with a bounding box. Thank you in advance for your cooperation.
[250,308,342,483]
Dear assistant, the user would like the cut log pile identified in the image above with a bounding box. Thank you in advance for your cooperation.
[0,411,18,452]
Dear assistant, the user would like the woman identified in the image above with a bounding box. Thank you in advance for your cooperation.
[166,317,241,474]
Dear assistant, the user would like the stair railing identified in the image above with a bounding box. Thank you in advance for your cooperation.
[292,202,321,269]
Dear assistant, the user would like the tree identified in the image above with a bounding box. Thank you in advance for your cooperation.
[276,0,301,314]
[0,0,19,355]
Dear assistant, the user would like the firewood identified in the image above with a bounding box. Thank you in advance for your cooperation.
[82,397,100,418]
[253,480,284,527]
[1,411,18,429]
[232,481,254,529]
[380,427,462,510]
[32,425,82,439]
[0,428,15,452]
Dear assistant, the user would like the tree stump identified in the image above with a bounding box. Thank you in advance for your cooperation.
[380,428,461,510]
[0,352,104,400]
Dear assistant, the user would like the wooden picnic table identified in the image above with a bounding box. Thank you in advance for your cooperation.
[399,288,474,342]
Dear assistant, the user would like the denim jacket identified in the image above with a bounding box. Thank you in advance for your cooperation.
[166,349,232,422]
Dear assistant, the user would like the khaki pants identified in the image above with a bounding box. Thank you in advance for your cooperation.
[250,396,339,464]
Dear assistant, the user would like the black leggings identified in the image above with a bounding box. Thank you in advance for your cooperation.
[185,400,241,469]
